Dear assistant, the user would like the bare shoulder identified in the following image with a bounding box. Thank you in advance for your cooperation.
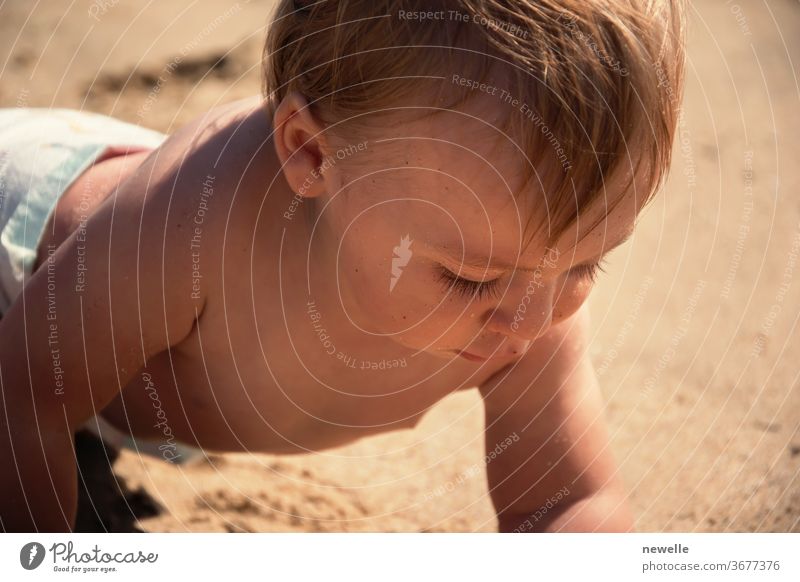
[0,102,274,422]
[129,96,273,305]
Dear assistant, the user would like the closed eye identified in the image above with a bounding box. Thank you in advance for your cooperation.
[436,265,502,301]
[569,259,608,284]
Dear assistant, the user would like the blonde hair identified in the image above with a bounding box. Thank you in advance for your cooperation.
[262,0,686,247]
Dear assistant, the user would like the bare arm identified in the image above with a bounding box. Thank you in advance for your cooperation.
[0,150,206,532]
[479,304,635,533]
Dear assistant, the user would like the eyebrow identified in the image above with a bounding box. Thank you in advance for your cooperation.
[436,229,635,274]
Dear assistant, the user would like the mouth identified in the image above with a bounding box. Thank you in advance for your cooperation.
[453,349,488,362]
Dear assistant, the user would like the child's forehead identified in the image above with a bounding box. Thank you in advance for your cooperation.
[357,86,648,250]
[382,118,535,188]
[377,131,643,234]
[370,96,583,193]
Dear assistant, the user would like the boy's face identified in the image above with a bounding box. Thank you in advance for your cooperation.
[306,105,641,363]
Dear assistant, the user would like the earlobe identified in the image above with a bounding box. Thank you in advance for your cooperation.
[273,91,327,198]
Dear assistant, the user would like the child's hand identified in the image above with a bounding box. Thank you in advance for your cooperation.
[0,149,204,531]
[478,303,635,533]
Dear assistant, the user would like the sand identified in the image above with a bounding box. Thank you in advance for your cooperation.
[1,0,798,532]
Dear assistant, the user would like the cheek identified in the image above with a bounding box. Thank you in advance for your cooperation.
[552,279,592,322]
[377,264,470,337]
[336,247,436,329]
[386,266,446,321]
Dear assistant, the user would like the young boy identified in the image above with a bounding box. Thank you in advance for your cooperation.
[0,0,684,532]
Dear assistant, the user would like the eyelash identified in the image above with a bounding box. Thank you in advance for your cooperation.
[436,258,608,300]
[436,266,502,301]
[570,259,608,284]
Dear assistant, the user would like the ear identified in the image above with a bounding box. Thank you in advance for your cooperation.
[273,91,327,198]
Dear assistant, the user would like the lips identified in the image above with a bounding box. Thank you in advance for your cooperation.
[453,342,530,362]
[454,349,488,362]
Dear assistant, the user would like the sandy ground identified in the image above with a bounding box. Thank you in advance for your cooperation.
[1,0,798,532]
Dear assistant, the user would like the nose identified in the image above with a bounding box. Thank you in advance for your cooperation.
[485,280,555,343]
